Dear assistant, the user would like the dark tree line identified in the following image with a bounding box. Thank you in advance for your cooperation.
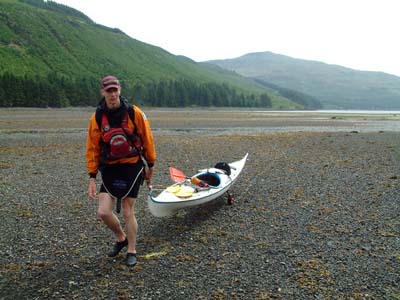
[0,73,272,108]
[129,80,271,108]
[0,73,99,107]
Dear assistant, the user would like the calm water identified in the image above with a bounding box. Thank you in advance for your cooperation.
[257,110,400,115]
[316,110,400,115]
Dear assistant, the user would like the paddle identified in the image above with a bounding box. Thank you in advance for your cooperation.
[169,167,188,182]
[169,166,209,187]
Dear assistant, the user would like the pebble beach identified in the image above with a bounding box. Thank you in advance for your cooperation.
[0,108,399,300]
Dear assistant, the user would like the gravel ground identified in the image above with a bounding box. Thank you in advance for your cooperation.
[0,109,399,300]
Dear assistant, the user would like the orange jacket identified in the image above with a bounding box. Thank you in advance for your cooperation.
[86,105,156,176]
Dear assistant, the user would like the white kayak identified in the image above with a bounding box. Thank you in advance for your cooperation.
[147,153,248,217]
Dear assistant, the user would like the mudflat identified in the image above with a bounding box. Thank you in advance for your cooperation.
[0,108,399,300]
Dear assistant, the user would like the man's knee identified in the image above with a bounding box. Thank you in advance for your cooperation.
[97,208,113,220]
[97,193,114,220]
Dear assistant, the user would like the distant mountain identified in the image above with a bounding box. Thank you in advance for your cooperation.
[0,0,307,109]
[208,51,400,109]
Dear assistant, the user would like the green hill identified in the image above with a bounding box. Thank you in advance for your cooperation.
[208,51,400,109]
[0,0,307,109]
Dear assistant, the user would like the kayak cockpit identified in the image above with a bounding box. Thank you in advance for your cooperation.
[194,172,221,187]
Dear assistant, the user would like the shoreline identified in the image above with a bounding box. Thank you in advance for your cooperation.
[0,108,400,133]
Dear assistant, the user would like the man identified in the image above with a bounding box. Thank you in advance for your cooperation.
[86,75,156,266]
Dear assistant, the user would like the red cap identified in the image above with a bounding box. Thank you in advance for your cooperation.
[101,75,120,91]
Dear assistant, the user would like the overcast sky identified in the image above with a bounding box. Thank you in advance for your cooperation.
[53,0,400,76]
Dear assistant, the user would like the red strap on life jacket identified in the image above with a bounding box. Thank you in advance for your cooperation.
[101,113,110,132]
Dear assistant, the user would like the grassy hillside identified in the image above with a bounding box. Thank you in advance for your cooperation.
[0,0,236,83]
[209,52,400,109]
[0,0,306,108]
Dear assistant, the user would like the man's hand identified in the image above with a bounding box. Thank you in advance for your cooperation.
[145,167,153,187]
[88,178,97,200]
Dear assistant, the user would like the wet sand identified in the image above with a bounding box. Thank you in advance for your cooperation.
[0,108,399,299]
[1,107,400,133]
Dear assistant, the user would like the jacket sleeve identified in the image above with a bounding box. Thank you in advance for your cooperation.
[86,112,102,176]
[133,105,156,166]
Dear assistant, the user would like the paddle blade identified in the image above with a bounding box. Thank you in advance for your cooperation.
[169,167,187,182]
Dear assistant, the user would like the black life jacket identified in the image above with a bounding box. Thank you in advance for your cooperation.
[96,99,143,162]
[214,162,231,176]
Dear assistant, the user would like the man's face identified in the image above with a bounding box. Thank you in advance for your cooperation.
[102,87,121,109]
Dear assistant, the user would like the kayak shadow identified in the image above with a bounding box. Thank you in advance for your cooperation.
[181,197,227,223]
[147,196,227,239]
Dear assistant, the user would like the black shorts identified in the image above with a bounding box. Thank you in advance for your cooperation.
[100,161,144,199]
